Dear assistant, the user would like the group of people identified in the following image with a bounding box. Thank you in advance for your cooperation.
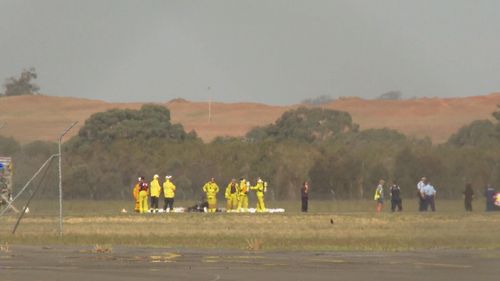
[462,183,500,212]
[374,179,404,213]
[132,175,269,213]
[374,176,500,213]
[416,177,437,212]
[131,173,499,214]
[215,177,268,212]
[133,175,177,213]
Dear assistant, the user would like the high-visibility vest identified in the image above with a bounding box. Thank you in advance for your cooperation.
[374,186,383,200]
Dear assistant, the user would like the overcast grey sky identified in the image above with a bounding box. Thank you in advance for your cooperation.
[1,0,500,104]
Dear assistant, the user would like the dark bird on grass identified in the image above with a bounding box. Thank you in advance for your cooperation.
[330,219,334,224]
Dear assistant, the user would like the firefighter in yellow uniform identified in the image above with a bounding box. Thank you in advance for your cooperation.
[202,178,219,212]
[163,175,176,212]
[138,176,149,214]
[237,178,249,212]
[251,178,267,212]
[132,178,140,212]
[225,179,239,212]
[149,174,161,213]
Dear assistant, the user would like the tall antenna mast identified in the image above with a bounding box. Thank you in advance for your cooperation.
[208,86,212,123]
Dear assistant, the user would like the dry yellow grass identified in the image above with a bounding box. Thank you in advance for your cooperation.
[2,94,500,143]
[92,244,112,254]
[246,238,264,251]
[1,200,499,251]
[0,241,10,253]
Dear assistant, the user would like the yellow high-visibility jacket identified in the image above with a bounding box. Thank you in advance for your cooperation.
[203,182,219,197]
[225,182,239,199]
[251,182,265,196]
[150,179,162,197]
[163,180,176,198]
[239,180,248,195]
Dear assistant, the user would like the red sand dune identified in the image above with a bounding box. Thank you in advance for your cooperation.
[0,93,499,144]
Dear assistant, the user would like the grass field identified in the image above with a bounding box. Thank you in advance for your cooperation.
[1,199,499,251]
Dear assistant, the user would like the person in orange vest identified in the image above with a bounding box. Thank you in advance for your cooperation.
[138,176,149,214]
[132,177,141,212]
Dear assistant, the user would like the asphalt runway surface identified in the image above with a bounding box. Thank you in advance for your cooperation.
[1,245,500,281]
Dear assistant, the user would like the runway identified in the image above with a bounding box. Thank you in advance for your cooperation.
[2,245,499,281]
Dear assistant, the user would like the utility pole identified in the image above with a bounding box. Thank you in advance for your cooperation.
[208,86,212,123]
[58,121,78,237]
[208,98,212,123]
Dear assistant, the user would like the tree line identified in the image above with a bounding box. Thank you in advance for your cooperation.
[2,104,500,201]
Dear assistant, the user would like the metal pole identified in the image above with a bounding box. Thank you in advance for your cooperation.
[0,154,58,216]
[58,121,78,238]
[207,86,211,123]
[208,98,212,123]
[12,158,54,234]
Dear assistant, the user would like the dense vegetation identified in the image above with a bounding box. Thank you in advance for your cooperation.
[2,104,500,201]
[1,68,39,97]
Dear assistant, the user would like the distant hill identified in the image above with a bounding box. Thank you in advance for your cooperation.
[1,94,499,144]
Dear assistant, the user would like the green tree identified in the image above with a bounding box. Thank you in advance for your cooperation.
[301,95,335,105]
[0,136,21,155]
[376,91,402,100]
[2,68,39,96]
[76,104,198,145]
[352,128,406,144]
[492,105,500,122]
[246,107,358,143]
[447,120,497,147]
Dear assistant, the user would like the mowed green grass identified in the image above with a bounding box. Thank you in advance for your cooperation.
[1,199,499,251]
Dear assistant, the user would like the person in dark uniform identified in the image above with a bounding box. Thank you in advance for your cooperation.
[484,184,496,212]
[463,183,474,212]
[390,181,402,212]
[301,181,309,212]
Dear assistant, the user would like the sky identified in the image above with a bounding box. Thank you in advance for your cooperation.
[1,0,500,105]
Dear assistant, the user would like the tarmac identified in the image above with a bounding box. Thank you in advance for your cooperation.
[1,245,500,281]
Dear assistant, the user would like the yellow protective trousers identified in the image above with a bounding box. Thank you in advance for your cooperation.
[139,190,149,213]
[133,184,140,212]
[256,193,266,212]
[226,194,238,211]
[237,194,248,212]
[207,195,217,212]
